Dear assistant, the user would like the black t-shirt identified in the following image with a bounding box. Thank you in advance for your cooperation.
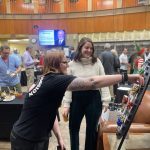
[13,73,76,141]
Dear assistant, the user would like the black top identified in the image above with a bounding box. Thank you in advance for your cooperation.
[13,73,76,141]
[101,51,115,75]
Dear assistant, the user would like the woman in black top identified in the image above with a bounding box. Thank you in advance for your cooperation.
[10,50,144,150]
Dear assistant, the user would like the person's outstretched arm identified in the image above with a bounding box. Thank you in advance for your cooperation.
[67,74,144,91]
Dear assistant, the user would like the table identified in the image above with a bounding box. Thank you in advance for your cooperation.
[0,94,25,140]
[115,85,131,103]
[103,133,150,150]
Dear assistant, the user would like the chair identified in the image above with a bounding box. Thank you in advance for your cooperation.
[97,90,150,150]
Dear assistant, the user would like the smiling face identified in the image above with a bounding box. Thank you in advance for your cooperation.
[81,41,93,58]
[74,37,95,62]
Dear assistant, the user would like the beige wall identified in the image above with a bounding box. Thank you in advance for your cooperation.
[0,41,27,55]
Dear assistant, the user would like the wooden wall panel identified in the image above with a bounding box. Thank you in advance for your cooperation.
[114,15,124,32]
[51,2,61,13]
[0,20,15,34]
[64,0,87,12]
[11,0,34,14]
[0,0,145,14]
[14,20,33,34]
[0,12,150,34]
[46,1,61,13]
[92,0,118,11]
[0,0,6,14]
[37,5,47,14]
[122,0,137,8]
[94,15,115,32]
[92,0,102,10]
[124,13,146,31]
[9,0,61,14]
[146,12,150,29]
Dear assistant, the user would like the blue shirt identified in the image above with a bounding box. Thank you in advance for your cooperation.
[22,51,34,68]
[0,55,20,86]
[11,53,22,65]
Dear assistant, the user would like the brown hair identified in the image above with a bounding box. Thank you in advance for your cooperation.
[43,49,65,74]
[74,37,97,63]
[1,46,10,51]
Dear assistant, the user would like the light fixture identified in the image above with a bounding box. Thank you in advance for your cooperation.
[8,39,29,43]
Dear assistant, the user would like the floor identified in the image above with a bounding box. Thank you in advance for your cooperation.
[107,133,150,150]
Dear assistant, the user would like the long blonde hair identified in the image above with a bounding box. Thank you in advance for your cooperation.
[111,49,118,57]
[43,49,65,74]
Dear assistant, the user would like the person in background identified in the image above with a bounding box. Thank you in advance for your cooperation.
[69,46,76,60]
[111,49,120,96]
[11,48,22,65]
[0,46,2,56]
[0,46,22,93]
[11,48,23,81]
[100,43,115,99]
[22,46,37,90]
[10,49,144,150]
[39,51,45,67]
[62,37,111,150]
[119,48,129,74]
[129,52,137,74]
[133,48,145,74]
[144,47,150,62]
[55,30,65,46]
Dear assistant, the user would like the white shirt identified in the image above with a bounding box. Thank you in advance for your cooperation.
[119,53,128,70]
[144,53,150,62]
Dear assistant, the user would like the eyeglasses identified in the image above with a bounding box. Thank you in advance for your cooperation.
[61,61,68,64]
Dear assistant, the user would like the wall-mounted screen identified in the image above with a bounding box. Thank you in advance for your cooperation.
[38,29,66,47]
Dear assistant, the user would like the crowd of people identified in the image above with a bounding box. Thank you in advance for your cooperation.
[0,39,149,150]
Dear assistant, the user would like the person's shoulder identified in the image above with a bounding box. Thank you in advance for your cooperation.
[23,51,27,56]
[96,58,101,63]
[119,53,123,57]
[9,55,16,60]
[55,73,76,81]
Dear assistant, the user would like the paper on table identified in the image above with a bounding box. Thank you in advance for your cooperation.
[3,95,15,102]
[101,109,110,121]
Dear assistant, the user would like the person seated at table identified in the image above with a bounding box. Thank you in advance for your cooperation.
[10,49,144,150]
[0,46,22,93]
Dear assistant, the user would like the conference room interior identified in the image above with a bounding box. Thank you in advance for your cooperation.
[0,0,150,150]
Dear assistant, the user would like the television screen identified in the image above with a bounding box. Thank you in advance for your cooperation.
[38,29,66,46]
